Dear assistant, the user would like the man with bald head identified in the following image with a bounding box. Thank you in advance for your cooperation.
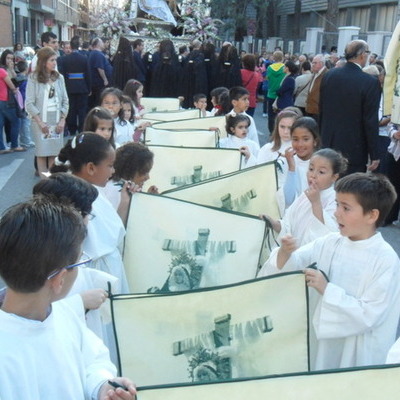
[319,40,381,173]
[305,54,327,120]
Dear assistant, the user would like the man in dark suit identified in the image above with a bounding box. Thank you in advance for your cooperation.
[132,39,146,85]
[319,40,381,173]
[59,35,91,135]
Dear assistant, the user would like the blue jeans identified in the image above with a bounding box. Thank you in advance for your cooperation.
[19,115,32,146]
[0,100,20,150]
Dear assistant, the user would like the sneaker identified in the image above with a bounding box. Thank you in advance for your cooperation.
[12,147,27,152]
[0,149,12,154]
[21,142,35,148]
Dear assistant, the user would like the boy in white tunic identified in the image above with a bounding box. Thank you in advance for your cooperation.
[0,197,136,400]
[260,173,400,370]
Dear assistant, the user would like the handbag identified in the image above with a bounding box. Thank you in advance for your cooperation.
[272,97,279,112]
[7,88,24,118]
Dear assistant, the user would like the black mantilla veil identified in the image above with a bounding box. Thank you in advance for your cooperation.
[150,39,182,97]
[112,36,137,90]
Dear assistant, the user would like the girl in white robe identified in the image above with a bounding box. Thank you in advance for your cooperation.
[102,142,159,225]
[51,133,130,294]
[219,114,260,168]
[257,110,299,215]
[282,117,320,209]
[262,148,347,247]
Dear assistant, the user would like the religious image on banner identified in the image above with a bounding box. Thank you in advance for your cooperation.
[173,313,273,383]
[152,227,238,292]
[170,165,222,187]
[220,190,257,213]
[124,193,265,293]
[111,273,309,386]
[143,146,241,192]
[162,163,279,219]
[147,252,202,293]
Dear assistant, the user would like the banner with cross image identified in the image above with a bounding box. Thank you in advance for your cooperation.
[144,127,219,147]
[143,109,201,122]
[111,272,309,387]
[150,116,227,138]
[134,364,400,400]
[162,162,280,219]
[123,193,265,293]
[143,146,242,192]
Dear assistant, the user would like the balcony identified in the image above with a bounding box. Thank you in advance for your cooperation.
[29,0,54,14]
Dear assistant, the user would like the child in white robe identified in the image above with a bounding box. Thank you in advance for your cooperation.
[103,142,159,225]
[259,173,400,370]
[257,109,299,215]
[0,197,136,400]
[283,116,320,209]
[100,87,134,147]
[261,149,346,247]
[52,133,130,294]
[33,172,121,364]
[83,106,116,148]
[227,86,260,146]
[219,113,259,168]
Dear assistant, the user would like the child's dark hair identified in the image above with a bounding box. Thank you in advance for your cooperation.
[215,91,232,116]
[50,133,113,175]
[16,60,28,73]
[112,142,154,182]
[312,148,348,177]
[225,114,250,135]
[285,60,298,75]
[100,87,126,125]
[210,87,228,101]
[121,95,135,123]
[33,173,98,218]
[193,93,207,103]
[123,79,143,108]
[271,110,299,152]
[335,172,397,228]
[83,106,116,148]
[229,86,249,101]
[0,196,86,293]
[291,116,321,148]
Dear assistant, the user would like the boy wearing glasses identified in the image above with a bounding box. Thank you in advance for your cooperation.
[0,197,136,400]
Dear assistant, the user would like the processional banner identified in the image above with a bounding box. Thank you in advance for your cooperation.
[111,272,309,387]
[135,364,400,400]
[124,193,265,292]
[144,146,242,192]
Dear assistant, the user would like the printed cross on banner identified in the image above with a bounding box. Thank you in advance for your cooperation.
[172,314,273,380]
[162,228,237,259]
[220,189,257,211]
[170,165,222,187]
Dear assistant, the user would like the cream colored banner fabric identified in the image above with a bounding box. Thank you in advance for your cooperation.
[143,109,200,121]
[141,97,180,111]
[112,273,309,386]
[144,146,242,192]
[163,163,280,219]
[152,116,227,138]
[124,193,265,292]
[136,365,400,400]
[144,127,218,147]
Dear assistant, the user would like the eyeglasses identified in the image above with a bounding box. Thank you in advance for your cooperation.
[82,212,96,221]
[47,252,92,280]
